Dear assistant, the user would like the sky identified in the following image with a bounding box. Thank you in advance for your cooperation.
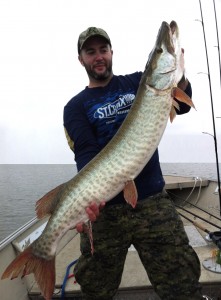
[0,0,221,164]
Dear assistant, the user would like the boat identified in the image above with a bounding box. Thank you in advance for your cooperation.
[0,174,220,300]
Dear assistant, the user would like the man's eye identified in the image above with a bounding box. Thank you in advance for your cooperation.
[87,50,95,55]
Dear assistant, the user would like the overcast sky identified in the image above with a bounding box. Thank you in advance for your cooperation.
[0,0,221,164]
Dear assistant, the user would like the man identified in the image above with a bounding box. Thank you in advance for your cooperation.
[63,27,202,300]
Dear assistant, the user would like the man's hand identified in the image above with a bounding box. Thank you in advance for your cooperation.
[177,74,189,91]
[177,48,189,91]
[76,201,106,233]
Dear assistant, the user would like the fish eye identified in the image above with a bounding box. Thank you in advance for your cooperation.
[156,48,163,54]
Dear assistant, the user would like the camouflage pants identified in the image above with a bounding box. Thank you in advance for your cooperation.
[74,193,202,300]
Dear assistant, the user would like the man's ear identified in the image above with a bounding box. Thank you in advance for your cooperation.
[78,55,84,66]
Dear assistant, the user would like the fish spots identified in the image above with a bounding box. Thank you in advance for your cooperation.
[54,231,60,237]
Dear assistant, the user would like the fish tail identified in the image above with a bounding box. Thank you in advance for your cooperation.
[1,244,55,300]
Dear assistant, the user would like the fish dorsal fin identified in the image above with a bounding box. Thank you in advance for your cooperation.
[35,183,66,218]
[123,180,138,208]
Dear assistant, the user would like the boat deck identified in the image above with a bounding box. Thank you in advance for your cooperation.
[27,176,221,299]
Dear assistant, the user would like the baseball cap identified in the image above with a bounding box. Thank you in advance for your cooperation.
[77,27,111,54]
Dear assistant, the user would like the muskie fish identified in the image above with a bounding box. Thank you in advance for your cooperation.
[1,21,194,300]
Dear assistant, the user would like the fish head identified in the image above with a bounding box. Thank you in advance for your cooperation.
[143,20,184,90]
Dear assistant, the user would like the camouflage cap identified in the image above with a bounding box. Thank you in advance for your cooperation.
[77,27,111,54]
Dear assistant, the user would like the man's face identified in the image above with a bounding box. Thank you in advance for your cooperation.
[79,36,113,81]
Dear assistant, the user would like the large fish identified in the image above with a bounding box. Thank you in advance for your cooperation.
[1,20,194,300]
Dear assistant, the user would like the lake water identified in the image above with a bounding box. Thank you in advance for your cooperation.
[0,163,220,242]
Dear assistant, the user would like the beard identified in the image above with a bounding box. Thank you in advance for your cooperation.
[84,61,113,81]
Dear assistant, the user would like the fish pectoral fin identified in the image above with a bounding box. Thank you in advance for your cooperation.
[170,87,196,123]
[123,180,138,208]
[35,183,66,219]
[172,87,196,109]
[169,105,177,122]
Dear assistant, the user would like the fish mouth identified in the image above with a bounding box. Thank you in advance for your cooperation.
[160,69,176,75]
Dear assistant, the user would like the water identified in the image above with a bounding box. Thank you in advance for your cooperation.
[161,163,221,181]
[0,164,77,242]
[0,163,220,242]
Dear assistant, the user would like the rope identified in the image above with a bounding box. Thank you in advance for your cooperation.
[184,176,199,202]
[194,177,203,205]
[61,259,78,299]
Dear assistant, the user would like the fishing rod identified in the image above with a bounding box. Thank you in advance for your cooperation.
[179,212,221,249]
[176,204,221,230]
[198,0,221,214]
[212,0,221,89]
[212,0,221,118]
[167,190,221,221]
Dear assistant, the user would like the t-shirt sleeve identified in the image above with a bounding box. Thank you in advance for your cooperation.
[63,99,101,171]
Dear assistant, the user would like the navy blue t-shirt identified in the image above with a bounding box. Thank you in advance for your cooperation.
[64,72,192,205]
